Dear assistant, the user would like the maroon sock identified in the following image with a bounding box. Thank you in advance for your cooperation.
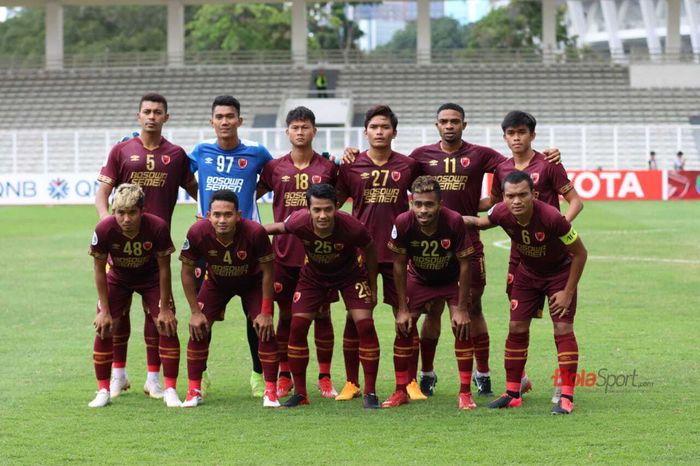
[408,327,420,381]
[356,318,380,395]
[276,317,291,375]
[342,316,360,385]
[159,334,180,388]
[555,332,579,399]
[314,313,334,376]
[93,335,113,383]
[473,332,490,373]
[187,336,209,382]
[144,317,161,370]
[112,315,130,367]
[455,337,474,393]
[505,331,529,394]
[393,332,412,392]
[258,335,280,384]
[420,337,438,373]
[288,316,312,397]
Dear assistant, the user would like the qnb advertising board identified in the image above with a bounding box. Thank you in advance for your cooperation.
[0,171,699,205]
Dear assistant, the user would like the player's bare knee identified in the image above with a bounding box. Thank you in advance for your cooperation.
[509,320,530,333]
[553,322,573,335]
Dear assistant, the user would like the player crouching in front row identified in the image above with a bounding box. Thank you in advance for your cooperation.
[179,189,280,408]
[385,176,476,410]
[264,183,382,409]
[464,171,587,415]
[89,183,181,408]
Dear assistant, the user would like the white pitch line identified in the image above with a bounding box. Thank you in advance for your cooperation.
[491,240,700,265]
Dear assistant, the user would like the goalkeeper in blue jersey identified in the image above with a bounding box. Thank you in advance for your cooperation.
[187,95,274,397]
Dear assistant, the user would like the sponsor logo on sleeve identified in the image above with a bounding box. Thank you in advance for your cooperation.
[182,239,190,250]
[92,232,98,246]
[391,225,397,239]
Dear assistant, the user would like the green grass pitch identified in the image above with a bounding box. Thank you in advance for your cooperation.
[0,201,698,464]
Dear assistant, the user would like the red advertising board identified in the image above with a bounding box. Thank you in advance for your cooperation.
[568,171,663,200]
[667,171,700,200]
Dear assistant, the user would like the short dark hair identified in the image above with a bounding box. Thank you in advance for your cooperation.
[650,151,656,156]
[436,103,465,120]
[501,111,537,133]
[286,106,316,126]
[139,93,168,113]
[677,151,684,156]
[411,175,442,201]
[212,95,241,115]
[209,189,239,210]
[502,170,534,191]
[305,183,337,206]
[364,105,398,130]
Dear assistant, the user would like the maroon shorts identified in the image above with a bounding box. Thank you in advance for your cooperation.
[470,239,486,291]
[378,262,398,308]
[274,263,338,312]
[197,278,262,324]
[97,279,169,320]
[406,273,459,314]
[509,265,576,323]
[291,267,374,315]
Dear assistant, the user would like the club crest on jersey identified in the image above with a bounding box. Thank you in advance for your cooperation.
[293,291,302,303]
[510,299,519,310]
[237,250,247,260]
[441,238,451,249]
[531,173,540,184]
[91,232,98,246]
[143,241,153,251]
[238,158,248,169]
[161,155,171,165]
[460,157,470,168]
[334,243,344,251]
[391,171,401,182]
[274,282,283,293]
[312,175,322,184]
[535,232,545,241]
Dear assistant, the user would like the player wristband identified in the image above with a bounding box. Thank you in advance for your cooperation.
[261,298,273,315]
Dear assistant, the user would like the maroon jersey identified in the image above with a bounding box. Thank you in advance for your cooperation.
[491,151,573,208]
[179,219,274,287]
[488,200,578,277]
[257,153,337,267]
[283,209,372,285]
[336,151,419,263]
[98,137,195,225]
[89,213,175,286]
[388,207,473,285]
[409,141,506,216]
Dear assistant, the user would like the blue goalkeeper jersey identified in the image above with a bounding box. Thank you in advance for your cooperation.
[188,138,273,221]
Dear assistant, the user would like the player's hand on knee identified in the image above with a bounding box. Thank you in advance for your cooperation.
[93,312,113,340]
[548,291,572,318]
[451,311,470,341]
[341,147,359,164]
[189,312,209,341]
[395,308,412,337]
[253,314,274,342]
[157,308,178,337]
